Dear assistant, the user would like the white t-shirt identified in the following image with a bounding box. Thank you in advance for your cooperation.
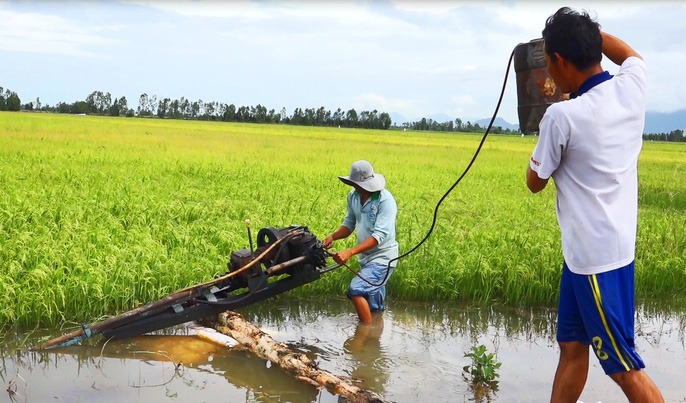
[530,57,647,275]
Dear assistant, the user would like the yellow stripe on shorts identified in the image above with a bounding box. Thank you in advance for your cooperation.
[588,275,632,371]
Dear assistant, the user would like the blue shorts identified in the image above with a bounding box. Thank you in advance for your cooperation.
[347,262,394,312]
[557,261,645,375]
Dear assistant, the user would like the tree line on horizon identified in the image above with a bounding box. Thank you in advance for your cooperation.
[1,86,683,141]
[402,117,516,134]
[2,88,393,130]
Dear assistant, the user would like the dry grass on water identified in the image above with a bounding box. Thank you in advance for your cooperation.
[0,112,684,327]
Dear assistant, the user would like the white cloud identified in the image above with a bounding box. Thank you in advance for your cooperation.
[428,65,478,76]
[644,50,686,113]
[351,93,421,118]
[123,0,268,19]
[390,0,464,15]
[451,95,476,107]
[1,0,684,124]
[0,9,115,56]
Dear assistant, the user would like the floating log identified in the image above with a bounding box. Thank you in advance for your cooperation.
[200,311,389,403]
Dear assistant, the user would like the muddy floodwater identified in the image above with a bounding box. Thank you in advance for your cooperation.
[2,297,684,402]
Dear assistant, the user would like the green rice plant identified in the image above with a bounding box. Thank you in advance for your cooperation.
[0,112,684,327]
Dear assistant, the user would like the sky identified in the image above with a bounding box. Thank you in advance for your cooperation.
[1,0,685,125]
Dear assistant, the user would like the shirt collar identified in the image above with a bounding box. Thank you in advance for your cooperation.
[571,71,613,98]
[353,190,380,204]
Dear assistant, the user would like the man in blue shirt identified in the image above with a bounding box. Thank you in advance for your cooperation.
[323,160,399,323]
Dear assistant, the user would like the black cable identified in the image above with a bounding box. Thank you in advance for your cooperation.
[347,47,517,288]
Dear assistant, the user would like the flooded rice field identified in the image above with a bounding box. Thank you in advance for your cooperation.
[2,297,684,402]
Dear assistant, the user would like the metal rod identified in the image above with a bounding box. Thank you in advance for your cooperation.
[246,219,254,256]
[319,263,342,274]
[265,255,308,276]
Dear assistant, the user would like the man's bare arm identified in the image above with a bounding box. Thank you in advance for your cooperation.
[602,32,642,65]
[527,166,549,193]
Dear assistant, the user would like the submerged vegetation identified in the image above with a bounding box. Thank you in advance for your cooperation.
[0,112,684,327]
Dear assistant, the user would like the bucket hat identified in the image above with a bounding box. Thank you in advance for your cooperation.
[338,160,386,192]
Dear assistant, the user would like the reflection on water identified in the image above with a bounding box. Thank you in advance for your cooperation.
[1,297,684,402]
[343,313,389,395]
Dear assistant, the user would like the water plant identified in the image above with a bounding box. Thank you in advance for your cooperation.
[463,344,502,384]
[463,344,502,402]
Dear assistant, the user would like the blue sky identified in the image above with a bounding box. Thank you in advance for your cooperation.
[2,0,685,124]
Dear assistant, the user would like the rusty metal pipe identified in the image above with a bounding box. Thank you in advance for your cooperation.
[265,255,308,276]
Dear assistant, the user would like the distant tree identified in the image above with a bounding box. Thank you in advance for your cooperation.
[304,108,315,125]
[291,107,303,125]
[380,112,392,129]
[204,101,216,120]
[57,102,70,113]
[72,101,88,114]
[147,95,158,116]
[359,110,370,128]
[333,108,343,127]
[370,109,380,129]
[315,106,326,126]
[109,98,119,116]
[345,108,358,128]
[6,91,21,111]
[138,93,150,116]
[85,91,111,114]
[102,92,112,114]
[210,101,221,120]
[236,105,249,122]
[190,100,201,119]
[268,108,279,123]
[158,97,170,118]
[118,96,128,116]
[455,118,463,131]
[169,99,179,119]
[86,91,98,114]
[645,129,685,142]
[137,93,157,117]
[255,104,267,123]
[669,129,685,142]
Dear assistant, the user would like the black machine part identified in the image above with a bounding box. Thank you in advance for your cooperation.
[99,225,331,340]
[226,225,327,288]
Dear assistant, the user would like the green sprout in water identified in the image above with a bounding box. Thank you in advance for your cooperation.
[463,345,502,402]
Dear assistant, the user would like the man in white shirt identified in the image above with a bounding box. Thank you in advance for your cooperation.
[527,7,663,403]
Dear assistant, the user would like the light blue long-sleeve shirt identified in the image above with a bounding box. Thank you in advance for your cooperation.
[342,189,399,267]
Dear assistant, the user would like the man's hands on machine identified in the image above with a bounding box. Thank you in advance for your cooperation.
[322,235,353,265]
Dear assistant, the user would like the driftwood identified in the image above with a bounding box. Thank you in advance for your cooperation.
[200,311,389,403]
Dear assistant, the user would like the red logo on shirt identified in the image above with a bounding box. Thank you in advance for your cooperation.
[530,157,541,167]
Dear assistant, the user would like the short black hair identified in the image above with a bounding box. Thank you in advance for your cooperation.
[542,7,602,71]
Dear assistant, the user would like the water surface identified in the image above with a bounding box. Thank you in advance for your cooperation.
[2,297,683,402]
